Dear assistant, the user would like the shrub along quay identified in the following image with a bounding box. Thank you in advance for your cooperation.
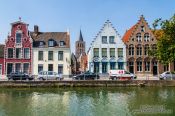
[0,80,175,88]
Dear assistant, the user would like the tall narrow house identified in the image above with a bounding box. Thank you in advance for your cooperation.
[87,20,126,74]
[4,19,33,75]
[122,15,164,77]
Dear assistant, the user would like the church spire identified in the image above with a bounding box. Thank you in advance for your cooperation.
[79,29,84,41]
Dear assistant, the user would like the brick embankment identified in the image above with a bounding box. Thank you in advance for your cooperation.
[0,80,175,88]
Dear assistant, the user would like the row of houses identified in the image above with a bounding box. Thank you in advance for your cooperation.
[0,19,71,77]
[0,15,175,78]
[73,15,175,77]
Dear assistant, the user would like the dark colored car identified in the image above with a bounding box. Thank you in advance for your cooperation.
[8,72,34,80]
[73,71,100,80]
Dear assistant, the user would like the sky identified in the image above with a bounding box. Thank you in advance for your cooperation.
[0,0,174,53]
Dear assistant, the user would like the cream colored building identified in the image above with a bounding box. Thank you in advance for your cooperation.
[31,25,71,77]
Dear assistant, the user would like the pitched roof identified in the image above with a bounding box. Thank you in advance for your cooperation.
[0,44,5,58]
[31,31,70,48]
[79,30,84,41]
[122,24,136,43]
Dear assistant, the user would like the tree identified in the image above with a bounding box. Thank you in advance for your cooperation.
[152,14,175,64]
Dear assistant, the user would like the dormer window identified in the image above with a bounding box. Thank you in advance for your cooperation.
[16,32,22,44]
[48,39,54,47]
[60,41,65,46]
[39,41,44,47]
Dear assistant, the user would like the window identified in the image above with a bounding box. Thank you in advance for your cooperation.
[39,41,44,47]
[48,51,53,60]
[136,33,141,42]
[16,48,21,59]
[164,65,169,71]
[144,45,149,55]
[137,45,142,56]
[102,36,107,44]
[23,63,29,74]
[152,44,157,51]
[24,48,30,59]
[129,45,134,56]
[137,61,142,71]
[60,41,65,46]
[102,48,107,57]
[145,61,150,71]
[110,62,115,70]
[8,48,13,58]
[144,33,150,42]
[15,63,21,72]
[141,26,145,32]
[93,48,99,57]
[118,62,124,69]
[58,64,63,74]
[38,51,43,60]
[38,64,43,73]
[118,48,123,57]
[110,48,115,57]
[109,36,115,43]
[16,33,22,43]
[48,64,53,71]
[129,61,134,73]
[48,40,54,47]
[0,65,2,75]
[58,51,63,60]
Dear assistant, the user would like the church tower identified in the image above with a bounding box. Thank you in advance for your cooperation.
[75,30,85,58]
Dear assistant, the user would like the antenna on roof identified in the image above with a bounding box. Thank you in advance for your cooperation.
[19,17,22,21]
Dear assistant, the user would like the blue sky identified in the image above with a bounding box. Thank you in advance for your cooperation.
[0,0,174,52]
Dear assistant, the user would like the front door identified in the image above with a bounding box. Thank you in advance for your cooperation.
[129,62,134,73]
[153,62,158,75]
[102,62,107,73]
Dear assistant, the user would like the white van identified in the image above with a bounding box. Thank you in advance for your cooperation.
[109,69,136,80]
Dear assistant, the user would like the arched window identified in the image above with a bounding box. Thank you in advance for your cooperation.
[137,44,142,56]
[136,33,141,42]
[129,44,134,56]
[145,59,150,71]
[144,45,149,55]
[152,44,157,51]
[137,58,142,72]
[144,33,150,42]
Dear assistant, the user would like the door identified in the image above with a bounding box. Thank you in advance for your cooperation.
[129,62,134,74]
[153,62,158,75]
[102,62,107,73]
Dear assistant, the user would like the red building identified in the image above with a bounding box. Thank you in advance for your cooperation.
[4,19,33,75]
[0,44,5,76]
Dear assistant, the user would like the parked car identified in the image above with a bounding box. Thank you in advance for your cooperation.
[159,71,175,80]
[73,71,100,80]
[38,71,63,80]
[8,72,34,80]
[109,69,137,80]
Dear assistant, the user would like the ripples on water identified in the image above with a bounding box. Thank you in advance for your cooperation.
[0,87,174,116]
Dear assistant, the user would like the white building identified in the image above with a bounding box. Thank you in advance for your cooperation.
[31,26,71,77]
[87,20,126,74]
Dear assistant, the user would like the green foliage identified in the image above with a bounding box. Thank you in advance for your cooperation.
[152,14,175,64]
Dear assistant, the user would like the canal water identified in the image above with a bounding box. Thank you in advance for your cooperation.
[0,87,174,116]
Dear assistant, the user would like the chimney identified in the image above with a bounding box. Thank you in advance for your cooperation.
[34,25,39,33]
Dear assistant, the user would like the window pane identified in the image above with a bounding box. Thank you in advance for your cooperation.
[93,48,99,57]
[38,51,43,60]
[118,48,123,57]
[102,36,107,43]
[15,63,21,72]
[58,51,63,60]
[38,64,43,73]
[102,48,107,57]
[48,64,53,71]
[16,33,21,43]
[16,48,21,59]
[109,36,115,43]
[58,64,63,74]
[8,48,13,58]
[48,51,53,60]
[24,48,30,59]
[110,48,115,57]
[23,63,29,74]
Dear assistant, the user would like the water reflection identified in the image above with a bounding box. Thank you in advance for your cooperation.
[0,87,174,116]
